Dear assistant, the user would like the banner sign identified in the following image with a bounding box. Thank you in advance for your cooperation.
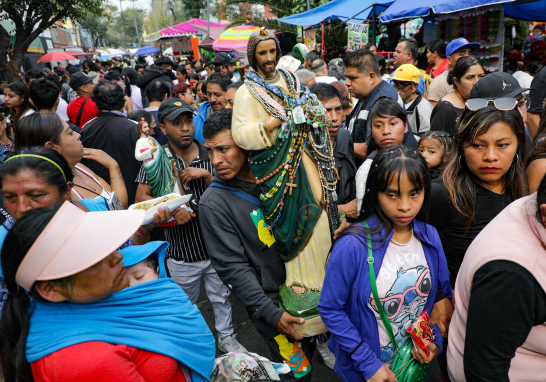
[348,23,369,51]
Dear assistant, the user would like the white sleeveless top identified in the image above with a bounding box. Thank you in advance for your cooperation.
[72,165,112,201]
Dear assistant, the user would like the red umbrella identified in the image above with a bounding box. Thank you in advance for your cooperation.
[37,51,78,63]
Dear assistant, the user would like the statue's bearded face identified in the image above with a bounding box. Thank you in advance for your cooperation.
[255,39,277,76]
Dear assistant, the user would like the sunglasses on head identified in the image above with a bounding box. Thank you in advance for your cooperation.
[465,98,518,111]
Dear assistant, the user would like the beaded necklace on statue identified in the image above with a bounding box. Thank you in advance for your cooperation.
[245,68,341,231]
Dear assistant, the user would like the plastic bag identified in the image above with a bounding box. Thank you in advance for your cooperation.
[407,310,435,358]
[211,352,290,382]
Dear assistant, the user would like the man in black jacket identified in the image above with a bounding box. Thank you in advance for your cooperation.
[199,109,317,381]
[136,56,176,108]
[80,81,140,205]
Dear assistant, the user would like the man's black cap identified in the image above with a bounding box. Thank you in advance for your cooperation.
[69,72,96,91]
[213,52,238,67]
[470,72,533,99]
[155,56,175,67]
[158,98,194,123]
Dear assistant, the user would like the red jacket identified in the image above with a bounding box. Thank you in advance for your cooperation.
[426,58,449,79]
[31,341,187,382]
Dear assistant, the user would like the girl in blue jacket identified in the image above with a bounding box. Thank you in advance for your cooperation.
[318,145,452,382]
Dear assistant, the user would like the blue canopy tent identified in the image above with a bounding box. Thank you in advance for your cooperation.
[505,0,546,21]
[279,0,394,51]
[279,0,395,26]
[379,0,515,23]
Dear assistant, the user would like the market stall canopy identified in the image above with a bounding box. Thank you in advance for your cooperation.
[198,34,215,52]
[164,47,173,55]
[213,25,260,51]
[64,50,94,58]
[37,51,77,63]
[505,0,546,21]
[134,46,161,56]
[380,0,515,22]
[144,19,225,42]
[98,48,129,56]
[279,0,394,26]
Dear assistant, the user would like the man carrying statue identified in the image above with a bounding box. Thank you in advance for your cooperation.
[232,28,341,373]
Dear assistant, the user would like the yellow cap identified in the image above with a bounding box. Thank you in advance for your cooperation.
[390,64,421,84]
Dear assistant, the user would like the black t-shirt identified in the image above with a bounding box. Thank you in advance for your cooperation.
[529,66,546,115]
[428,178,510,286]
[465,260,546,382]
[430,100,464,135]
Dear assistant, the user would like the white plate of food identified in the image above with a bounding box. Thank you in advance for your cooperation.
[129,193,192,225]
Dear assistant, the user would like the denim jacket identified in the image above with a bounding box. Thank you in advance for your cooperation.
[0,137,14,164]
[318,215,452,381]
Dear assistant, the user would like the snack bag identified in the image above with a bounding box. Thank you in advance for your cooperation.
[407,310,435,357]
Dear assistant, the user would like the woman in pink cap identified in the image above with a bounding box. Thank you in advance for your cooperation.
[0,203,216,382]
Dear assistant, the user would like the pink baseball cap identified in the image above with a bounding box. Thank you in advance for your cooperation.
[16,202,145,291]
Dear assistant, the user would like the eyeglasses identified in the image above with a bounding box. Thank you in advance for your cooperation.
[465,97,518,111]
[517,97,530,111]
[392,81,414,90]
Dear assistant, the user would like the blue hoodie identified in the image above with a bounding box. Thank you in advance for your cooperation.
[318,215,452,381]
[193,101,209,144]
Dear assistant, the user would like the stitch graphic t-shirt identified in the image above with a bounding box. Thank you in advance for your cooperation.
[368,236,430,365]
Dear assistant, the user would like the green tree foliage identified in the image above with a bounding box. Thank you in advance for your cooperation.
[0,0,106,83]
[112,7,147,48]
[504,18,530,55]
[225,0,328,19]
[78,4,116,48]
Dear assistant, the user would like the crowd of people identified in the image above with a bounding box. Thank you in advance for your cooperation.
[0,28,545,382]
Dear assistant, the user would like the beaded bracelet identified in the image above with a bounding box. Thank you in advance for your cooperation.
[111,174,123,179]
[137,227,151,236]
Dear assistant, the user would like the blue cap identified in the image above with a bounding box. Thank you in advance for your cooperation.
[446,38,481,57]
[120,241,169,279]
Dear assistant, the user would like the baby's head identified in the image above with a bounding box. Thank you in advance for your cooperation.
[418,131,453,169]
[126,254,159,286]
[120,241,169,287]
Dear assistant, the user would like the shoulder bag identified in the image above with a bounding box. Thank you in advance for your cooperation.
[364,221,427,382]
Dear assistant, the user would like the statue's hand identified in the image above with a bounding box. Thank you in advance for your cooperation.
[275,312,304,341]
[265,116,283,132]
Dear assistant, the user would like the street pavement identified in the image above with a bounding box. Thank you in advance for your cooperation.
[196,280,440,381]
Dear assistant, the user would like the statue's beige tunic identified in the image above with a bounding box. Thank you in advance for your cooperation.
[231,75,332,290]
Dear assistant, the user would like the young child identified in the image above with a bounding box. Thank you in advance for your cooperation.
[418,131,453,180]
[120,241,169,286]
[318,146,452,382]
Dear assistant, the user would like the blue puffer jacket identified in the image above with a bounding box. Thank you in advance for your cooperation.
[193,102,209,144]
[318,215,452,381]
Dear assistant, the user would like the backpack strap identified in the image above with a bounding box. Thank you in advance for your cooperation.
[75,97,91,127]
[208,182,262,207]
[364,221,398,350]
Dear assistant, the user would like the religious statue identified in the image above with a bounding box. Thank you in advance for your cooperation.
[232,28,340,327]
[135,119,179,198]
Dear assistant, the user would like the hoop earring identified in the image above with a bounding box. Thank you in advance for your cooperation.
[459,155,464,167]
[511,153,520,168]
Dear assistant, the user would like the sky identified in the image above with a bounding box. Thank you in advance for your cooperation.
[117,0,153,12]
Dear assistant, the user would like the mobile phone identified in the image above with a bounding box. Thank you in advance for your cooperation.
[108,191,125,211]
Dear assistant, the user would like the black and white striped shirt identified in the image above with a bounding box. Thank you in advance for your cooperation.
[135,140,213,262]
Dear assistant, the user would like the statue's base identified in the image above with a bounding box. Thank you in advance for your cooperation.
[278,284,328,337]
